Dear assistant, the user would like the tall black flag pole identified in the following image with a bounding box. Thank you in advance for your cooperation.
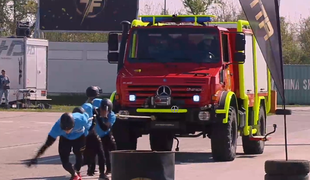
[238,0,290,160]
[274,0,288,161]
[239,0,309,178]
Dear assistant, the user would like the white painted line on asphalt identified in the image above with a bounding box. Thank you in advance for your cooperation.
[1,120,14,123]
[0,142,42,150]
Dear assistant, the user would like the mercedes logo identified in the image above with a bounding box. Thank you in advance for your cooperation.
[156,85,171,96]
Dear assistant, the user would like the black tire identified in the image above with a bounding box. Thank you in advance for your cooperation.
[265,160,310,175]
[265,174,309,180]
[112,120,137,150]
[242,105,266,154]
[211,106,238,161]
[149,132,173,151]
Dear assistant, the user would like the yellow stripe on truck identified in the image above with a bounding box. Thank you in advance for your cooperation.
[136,109,188,113]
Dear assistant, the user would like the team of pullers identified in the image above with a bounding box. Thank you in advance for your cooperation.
[27,86,116,180]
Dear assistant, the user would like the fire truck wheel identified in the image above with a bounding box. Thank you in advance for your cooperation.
[242,105,266,154]
[211,106,238,161]
[149,132,173,151]
[264,174,309,180]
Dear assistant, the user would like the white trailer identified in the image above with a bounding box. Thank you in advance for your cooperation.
[0,37,49,105]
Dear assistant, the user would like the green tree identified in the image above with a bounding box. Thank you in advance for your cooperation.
[160,8,170,15]
[0,0,109,42]
[211,1,240,22]
[236,9,246,20]
[0,0,37,35]
[182,0,222,15]
[43,32,108,42]
[281,17,304,64]
[298,17,310,63]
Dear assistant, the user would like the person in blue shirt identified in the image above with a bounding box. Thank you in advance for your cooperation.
[0,70,10,107]
[92,98,117,175]
[27,103,94,180]
[83,86,109,180]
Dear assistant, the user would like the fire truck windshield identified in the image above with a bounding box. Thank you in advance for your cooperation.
[126,27,221,63]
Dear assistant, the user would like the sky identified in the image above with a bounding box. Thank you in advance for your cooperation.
[139,0,310,23]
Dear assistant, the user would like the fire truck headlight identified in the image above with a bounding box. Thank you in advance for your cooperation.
[193,95,200,102]
[129,95,136,102]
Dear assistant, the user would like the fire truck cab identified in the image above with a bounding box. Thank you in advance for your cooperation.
[107,15,276,161]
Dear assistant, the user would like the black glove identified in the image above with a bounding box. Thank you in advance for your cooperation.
[26,158,38,167]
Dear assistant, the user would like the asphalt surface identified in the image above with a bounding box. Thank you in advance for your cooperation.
[1,107,310,180]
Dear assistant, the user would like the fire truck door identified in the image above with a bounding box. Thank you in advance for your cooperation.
[221,33,233,91]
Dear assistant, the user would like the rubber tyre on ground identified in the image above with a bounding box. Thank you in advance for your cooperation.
[111,150,175,180]
[265,174,309,180]
[112,120,138,150]
[242,105,266,154]
[265,160,310,175]
[149,132,174,151]
[211,106,238,161]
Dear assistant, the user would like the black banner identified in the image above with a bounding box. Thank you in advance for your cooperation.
[39,0,138,31]
[238,0,285,102]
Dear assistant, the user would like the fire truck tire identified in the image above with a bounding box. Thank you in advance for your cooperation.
[211,106,238,161]
[265,160,310,176]
[112,120,137,150]
[264,174,309,180]
[242,105,266,154]
[149,132,173,151]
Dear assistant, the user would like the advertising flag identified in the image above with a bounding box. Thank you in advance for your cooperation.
[238,0,285,102]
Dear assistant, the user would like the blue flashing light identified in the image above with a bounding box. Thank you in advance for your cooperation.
[197,17,213,23]
[141,17,155,23]
[141,16,213,24]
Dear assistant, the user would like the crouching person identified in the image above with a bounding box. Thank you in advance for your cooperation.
[82,86,109,180]
[27,103,94,180]
[94,98,117,175]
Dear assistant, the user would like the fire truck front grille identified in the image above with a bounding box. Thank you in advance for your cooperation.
[126,85,202,100]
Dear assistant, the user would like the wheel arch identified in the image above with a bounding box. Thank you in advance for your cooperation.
[215,91,239,124]
[254,97,267,125]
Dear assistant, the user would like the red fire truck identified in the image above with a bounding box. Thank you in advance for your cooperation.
[107,15,276,161]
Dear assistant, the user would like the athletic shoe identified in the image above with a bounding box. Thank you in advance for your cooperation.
[70,174,80,180]
[77,172,82,179]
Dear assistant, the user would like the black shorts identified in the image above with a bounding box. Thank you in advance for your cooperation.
[83,131,104,164]
[58,135,86,161]
[101,131,116,151]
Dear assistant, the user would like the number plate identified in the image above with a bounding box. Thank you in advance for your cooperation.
[150,121,179,129]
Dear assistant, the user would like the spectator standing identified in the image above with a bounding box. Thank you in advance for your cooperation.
[0,70,10,107]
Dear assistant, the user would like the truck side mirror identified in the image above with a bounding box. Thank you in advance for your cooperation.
[235,33,245,51]
[108,52,119,64]
[108,33,119,51]
[234,52,245,64]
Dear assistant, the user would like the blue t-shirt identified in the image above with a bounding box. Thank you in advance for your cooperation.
[81,102,93,117]
[95,111,116,137]
[48,112,92,140]
[0,75,10,89]
[80,103,94,136]
[92,98,102,109]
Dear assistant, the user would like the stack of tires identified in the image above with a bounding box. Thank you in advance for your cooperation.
[111,150,175,180]
[265,160,310,180]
